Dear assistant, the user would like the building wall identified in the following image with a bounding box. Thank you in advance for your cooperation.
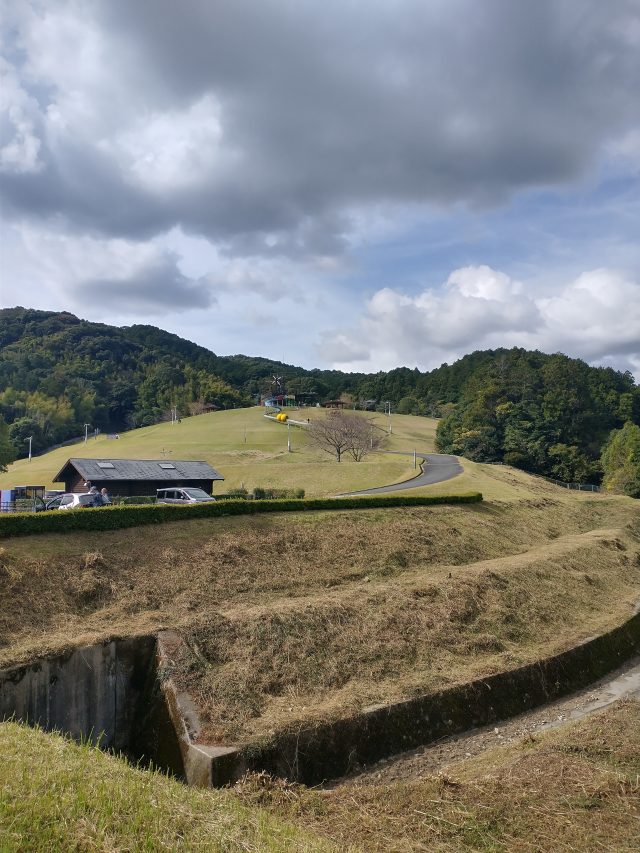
[65,473,215,497]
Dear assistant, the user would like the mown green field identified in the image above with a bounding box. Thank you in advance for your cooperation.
[0,407,439,497]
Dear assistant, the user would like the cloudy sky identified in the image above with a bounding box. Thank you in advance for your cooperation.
[1,0,639,377]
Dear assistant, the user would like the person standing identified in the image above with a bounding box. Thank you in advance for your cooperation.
[100,487,111,505]
[88,486,102,507]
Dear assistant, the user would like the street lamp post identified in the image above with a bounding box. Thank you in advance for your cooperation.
[26,436,32,462]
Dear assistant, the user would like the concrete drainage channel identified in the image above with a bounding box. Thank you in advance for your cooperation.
[0,636,185,779]
[1,610,640,788]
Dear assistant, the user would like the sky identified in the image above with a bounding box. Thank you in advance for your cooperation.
[1,0,639,378]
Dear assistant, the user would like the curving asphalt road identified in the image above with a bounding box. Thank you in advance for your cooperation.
[338,452,463,497]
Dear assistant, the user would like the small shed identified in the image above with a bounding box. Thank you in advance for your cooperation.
[53,458,224,497]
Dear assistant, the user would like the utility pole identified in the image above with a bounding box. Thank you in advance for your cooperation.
[287,421,292,452]
[84,423,91,444]
[384,401,392,434]
[26,436,32,462]
[413,449,417,469]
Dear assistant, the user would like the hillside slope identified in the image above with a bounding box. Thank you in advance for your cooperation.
[1,308,638,485]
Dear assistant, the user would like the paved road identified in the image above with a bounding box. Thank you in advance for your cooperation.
[338,452,463,497]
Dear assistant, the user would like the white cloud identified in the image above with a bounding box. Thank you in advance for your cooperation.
[0,59,43,173]
[101,95,227,193]
[537,269,640,359]
[318,265,640,378]
[3,224,211,312]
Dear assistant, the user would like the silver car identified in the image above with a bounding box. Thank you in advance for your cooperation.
[156,487,216,505]
[58,492,100,510]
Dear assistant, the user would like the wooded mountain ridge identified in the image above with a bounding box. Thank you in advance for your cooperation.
[1,307,638,488]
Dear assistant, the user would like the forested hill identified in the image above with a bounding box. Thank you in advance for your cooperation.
[0,307,638,488]
[0,307,365,456]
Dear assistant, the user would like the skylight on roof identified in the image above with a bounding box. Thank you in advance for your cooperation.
[159,463,175,469]
[97,462,115,469]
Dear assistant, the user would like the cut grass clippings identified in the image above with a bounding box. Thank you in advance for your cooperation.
[234,699,640,852]
[174,526,640,742]
[1,497,637,670]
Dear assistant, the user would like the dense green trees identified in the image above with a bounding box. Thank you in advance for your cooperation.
[435,350,637,484]
[601,422,640,497]
[0,417,17,472]
[0,308,250,453]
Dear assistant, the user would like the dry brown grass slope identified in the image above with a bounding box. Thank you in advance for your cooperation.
[1,485,638,744]
[235,699,640,852]
[0,495,636,667]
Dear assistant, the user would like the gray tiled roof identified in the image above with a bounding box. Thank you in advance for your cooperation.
[54,458,224,482]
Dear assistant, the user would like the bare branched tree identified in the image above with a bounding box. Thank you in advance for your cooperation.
[308,411,384,462]
[347,416,384,461]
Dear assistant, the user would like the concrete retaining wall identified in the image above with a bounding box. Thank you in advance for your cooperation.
[163,609,640,787]
[3,610,639,788]
[243,609,640,784]
[0,636,156,754]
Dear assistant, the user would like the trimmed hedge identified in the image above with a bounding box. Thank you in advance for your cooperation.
[0,492,482,538]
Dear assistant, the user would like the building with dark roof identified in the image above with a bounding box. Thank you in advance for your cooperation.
[53,458,224,496]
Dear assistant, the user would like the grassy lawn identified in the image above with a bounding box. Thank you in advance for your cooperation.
[0,407,438,497]
[0,722,333,853]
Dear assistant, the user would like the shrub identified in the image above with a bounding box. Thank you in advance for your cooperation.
[227,487,250,498]
[253,487,305,500]
[0,492,483,538]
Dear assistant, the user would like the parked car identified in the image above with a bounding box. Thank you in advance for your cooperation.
[156,487,216,505]
[58,492,101,510]
[44,494,66,510]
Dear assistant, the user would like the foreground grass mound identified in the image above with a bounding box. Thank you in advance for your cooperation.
[0,722,331,853]
[2,702,638,852]
[236,699,640,852]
